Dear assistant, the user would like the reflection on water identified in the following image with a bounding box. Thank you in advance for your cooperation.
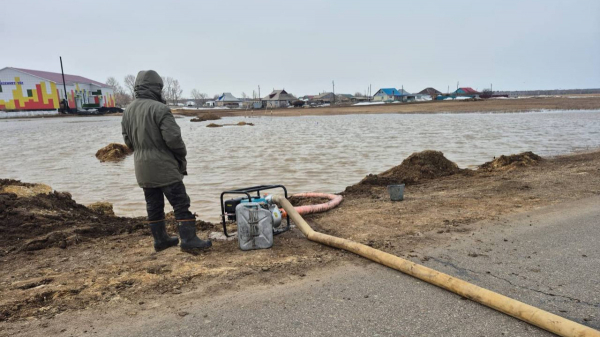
[1,110,599,221]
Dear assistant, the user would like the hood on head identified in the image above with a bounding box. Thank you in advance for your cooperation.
[134,70,165,102]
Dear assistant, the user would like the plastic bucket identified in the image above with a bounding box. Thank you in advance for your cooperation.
[387,184,405,201]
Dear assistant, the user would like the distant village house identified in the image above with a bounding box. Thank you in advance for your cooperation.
[215,92,241,107]
[454,87,480,97]
[373,88,414,102]
[418,87,442,99]
[310,92,335,104]
[262,89,297,108]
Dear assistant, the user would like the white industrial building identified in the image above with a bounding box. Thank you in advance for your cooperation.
[0,67,115,112]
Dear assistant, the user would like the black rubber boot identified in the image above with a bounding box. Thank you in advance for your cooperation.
[148,221,179,252]
[178,220,212,251]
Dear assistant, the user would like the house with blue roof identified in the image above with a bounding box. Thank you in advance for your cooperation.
[215,92,241,107]
[373,88,413,102]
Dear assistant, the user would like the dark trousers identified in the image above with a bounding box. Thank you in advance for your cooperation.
[143,181,195,221]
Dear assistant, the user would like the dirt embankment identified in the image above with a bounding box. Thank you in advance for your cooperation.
[310,150,596,251]
[1,150,599,326]
[344,150,465,195]
[344,150,544,196]
[479,151,543,171]
[0,180,143,254]
[0,180,325,323]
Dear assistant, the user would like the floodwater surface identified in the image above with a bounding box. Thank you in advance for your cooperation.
[1,110,599,221]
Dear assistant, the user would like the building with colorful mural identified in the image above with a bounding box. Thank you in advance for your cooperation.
[0,67,115,111]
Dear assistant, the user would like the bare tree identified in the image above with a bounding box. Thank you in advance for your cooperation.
[161,77,175,105]
[160,76,167,102]
[241,92,248,99]
[190,89,207,105]
[213,94,220,100]
[172,79,183,105]
[106,77,131,107]
[118,92,132,106]
[481,88,493,99]
[124,74,136,99]
[354,91,362,97]
[106,77,122,92]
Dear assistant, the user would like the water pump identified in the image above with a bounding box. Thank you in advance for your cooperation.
[220,185,290,251]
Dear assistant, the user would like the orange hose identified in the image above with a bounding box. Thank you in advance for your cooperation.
[291,193,343,215]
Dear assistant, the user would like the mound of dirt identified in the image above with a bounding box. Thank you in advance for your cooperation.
[87,202,115,216]
[95,143,132,162]
[0,180,144,254]
[206,123,223,128]
[237,121,254,126]
[190,113,221,122]
[480,152,542,171]
[344,150,462,194]
[0,180,52,197]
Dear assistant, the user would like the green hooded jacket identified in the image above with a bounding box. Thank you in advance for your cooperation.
[121,70,187,188]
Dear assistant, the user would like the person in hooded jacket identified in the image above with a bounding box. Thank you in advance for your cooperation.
[121,70,211,252]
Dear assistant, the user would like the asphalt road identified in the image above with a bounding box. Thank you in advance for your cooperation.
[9,196,600,337]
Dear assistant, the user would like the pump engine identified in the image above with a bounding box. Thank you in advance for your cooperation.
[220,185,290,251]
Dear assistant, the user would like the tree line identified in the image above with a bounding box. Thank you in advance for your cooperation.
[107,75,200,107]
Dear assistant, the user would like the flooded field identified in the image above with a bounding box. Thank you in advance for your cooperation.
[1,110,599,221]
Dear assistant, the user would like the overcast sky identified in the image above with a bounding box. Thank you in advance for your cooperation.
[2,0,599,97]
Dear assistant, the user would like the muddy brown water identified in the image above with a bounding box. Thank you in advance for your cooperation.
[1,110,599,221]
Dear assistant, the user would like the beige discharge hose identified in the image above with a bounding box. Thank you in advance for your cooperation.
[272,195,600,337]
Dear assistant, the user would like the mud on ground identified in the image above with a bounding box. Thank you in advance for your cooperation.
[0,180,340,324]
[1,150,599,326]
[311,150,599,254]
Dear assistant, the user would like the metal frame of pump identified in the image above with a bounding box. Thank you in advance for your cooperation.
[220,185,291,237]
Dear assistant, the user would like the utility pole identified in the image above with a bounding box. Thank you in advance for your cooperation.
[332,80,335,105]
[257,85,261,108]
[401,85,404,102]
[59,56,69,113]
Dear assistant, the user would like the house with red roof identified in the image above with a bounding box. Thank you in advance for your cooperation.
[0,67,115,111]
[454,87,480,97]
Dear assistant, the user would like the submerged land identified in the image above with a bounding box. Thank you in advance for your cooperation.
[1,148,599,336]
